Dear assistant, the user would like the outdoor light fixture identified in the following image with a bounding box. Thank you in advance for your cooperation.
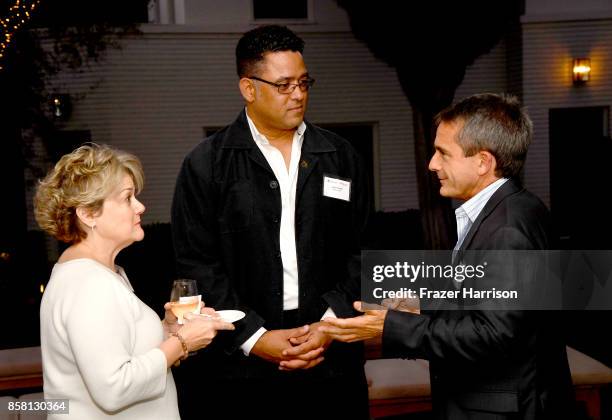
[572,58,591,84]
[50,94,72,120]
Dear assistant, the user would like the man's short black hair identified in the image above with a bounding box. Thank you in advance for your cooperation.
[236,25,305,78]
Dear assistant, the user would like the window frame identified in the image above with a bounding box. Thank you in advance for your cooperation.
[250,0,314,24]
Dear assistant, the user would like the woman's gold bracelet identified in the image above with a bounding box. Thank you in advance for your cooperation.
[173,332,189,360]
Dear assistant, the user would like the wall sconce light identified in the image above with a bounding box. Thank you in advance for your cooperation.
[572,58,591,84]
[50,94,72,120]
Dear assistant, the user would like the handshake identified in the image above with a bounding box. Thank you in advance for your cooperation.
[251,297,419,370]
[250,321,331,371]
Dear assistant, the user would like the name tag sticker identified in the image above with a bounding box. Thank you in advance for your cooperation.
[323,175,351,202]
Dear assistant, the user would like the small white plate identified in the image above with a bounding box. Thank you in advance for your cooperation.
[215,310,245,323]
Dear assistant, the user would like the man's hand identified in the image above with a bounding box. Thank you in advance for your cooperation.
[381,296,420,314]
[319,301,387,343]
[251,326,324,365]
[279,321,332,371]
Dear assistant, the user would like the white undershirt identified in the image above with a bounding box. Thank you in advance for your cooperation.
[454,177,509,250]
[240,111,335,356]
[247,110,304,310]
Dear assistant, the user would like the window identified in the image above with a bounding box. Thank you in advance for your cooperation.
[253,0,309,20]
[549,106,611,249]
[34,0,151,25]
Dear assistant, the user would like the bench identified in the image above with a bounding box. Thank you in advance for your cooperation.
[0,347,42,393]
[0,393,46,420]
[365,346,612,419]
[2,345,611,419]
[0,347,44,420]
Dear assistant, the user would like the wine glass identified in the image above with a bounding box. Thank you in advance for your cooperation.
[169,279,200,325]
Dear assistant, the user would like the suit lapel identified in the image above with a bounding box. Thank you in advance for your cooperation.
[296,152,319,204]
[248,146,275,176]
[459,179,523,251]
[221,113,338,196]
[221,110,275,176]
[296,122,336,205]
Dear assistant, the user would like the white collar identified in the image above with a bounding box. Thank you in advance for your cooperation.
[245,108,306,145]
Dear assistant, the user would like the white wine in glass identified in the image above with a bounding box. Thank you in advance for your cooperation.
[170,279,200,324]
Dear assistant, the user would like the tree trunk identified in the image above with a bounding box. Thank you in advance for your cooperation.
[0,100,27,257]
[412,107,454,250]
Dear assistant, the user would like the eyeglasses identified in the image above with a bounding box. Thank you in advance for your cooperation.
[248,76,315,94]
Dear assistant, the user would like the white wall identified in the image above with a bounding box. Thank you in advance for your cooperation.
[455,39,508,104]
[521,18,612,206]
[182,0,350,31]
[183,0,252,26]
[28,0,512,228]
[525,0,612,20]
[33,27,509,227]
[41,28,416,224]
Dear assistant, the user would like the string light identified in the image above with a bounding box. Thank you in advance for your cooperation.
[0,0,41,70]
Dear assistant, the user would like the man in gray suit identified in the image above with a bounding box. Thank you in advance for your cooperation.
[322,94,576,419]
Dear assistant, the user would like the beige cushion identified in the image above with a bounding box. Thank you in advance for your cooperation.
[365,346,612,402]
[365,358,430,400]
[18,393,46,420]
[0,396,19,420]
[567,346,612,386]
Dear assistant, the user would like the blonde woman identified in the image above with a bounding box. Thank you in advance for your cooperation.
[35,144,234,419]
